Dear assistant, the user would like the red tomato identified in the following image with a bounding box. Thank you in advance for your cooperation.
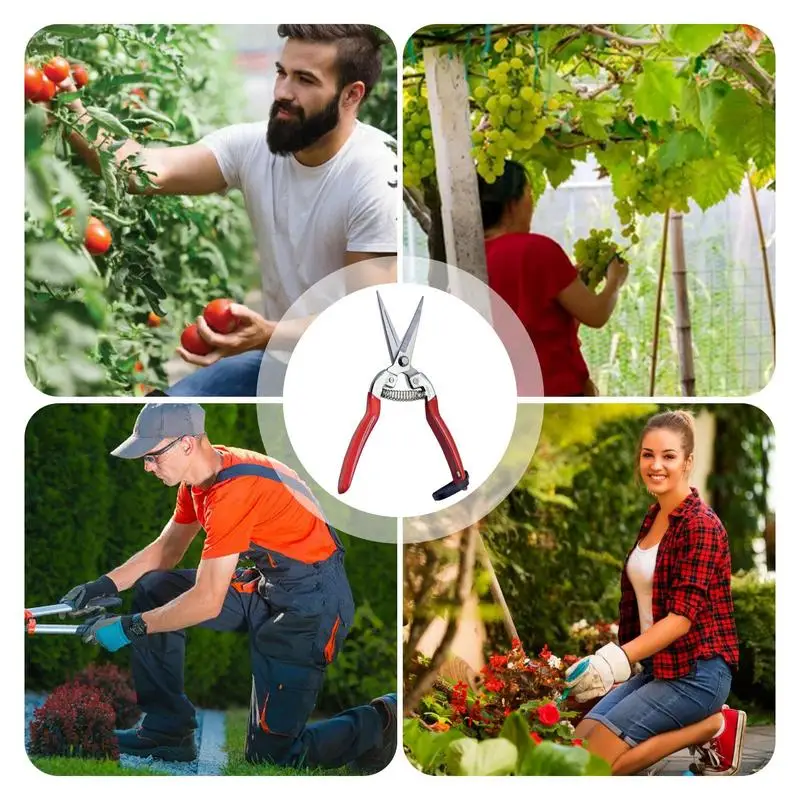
[181,324,214,356]
[147,312,162,328]
[134,361,144,373]
[84,217,112,255]
[131,87,147,101]
[203,298,238,334]
[36,75,57,102]
[71,64,89,88]
[44,56,70,83]
[25,65,43,100]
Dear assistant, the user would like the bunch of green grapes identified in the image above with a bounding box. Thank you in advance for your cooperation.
[403,81,435,189]
[573,228,623,291]
[470,41,555,183]
[614,155,692,238]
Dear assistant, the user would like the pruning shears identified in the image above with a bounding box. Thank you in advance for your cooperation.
[24,596,121,636]
[338,291,469,501]
[559,659,589,703]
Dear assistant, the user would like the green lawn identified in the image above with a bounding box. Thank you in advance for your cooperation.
[28,757,169,776]
[222,708,351,776]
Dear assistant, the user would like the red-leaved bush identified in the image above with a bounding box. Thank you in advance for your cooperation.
[29,683,118,760]
[73,663,140,728]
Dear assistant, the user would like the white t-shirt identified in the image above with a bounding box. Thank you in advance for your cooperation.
[626,543,660,633]
[201,120,397,321]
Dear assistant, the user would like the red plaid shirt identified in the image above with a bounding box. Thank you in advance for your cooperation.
[618,488,739,679]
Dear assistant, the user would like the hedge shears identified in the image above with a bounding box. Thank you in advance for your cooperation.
[24,597,121,637]
[338,291,469,502]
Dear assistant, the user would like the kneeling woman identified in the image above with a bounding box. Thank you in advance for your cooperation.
[565,410,745,775]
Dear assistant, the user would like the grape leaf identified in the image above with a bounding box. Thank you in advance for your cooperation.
[679,80,702,130]
[713,89,775,170]
[687,154,745,210]
[657,129,712,170]
[576,100,615,141]
[632,62,681,122]
[546,156,575,190]
[699,80,730,134]
[540,65,572,97]
[664,25,730,55]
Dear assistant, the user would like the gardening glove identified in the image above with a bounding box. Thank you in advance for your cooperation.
[60,574,119,611]
[564,643,631,703]
[82,614,147,652]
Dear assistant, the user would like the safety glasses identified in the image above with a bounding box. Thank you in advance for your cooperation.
[143,436,186,465]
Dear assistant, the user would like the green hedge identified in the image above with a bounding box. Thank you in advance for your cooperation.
[25,404,396,712]
[730,572,775,709]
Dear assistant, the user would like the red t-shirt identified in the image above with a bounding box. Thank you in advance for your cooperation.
[173,446,336,563]
[485,233,589,396]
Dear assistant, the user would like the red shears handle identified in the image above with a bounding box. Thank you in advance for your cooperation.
[425,398,469,500]
[338,394,381,494]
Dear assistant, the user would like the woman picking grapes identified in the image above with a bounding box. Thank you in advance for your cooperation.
[478,160,628,396]
[564,411,746,775]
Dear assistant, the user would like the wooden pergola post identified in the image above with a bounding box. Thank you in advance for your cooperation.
[423,47,489,311]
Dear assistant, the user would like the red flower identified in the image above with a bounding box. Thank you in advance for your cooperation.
[562,654,579,667]
[572,738,584,747]
[530,731,543,744]
[503,708,511,717]
[536,702,560,726]
[511,638,522,650]
[484,675,505,693]
[450,681,468,715]
[539,643,552,660]
[489,653,509,670]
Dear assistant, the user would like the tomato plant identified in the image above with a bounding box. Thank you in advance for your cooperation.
[25,24,258,395]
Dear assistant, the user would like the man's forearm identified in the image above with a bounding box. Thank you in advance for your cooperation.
[106,537,169,592]
[140,585,220,633]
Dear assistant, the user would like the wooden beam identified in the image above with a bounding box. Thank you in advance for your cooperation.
[423,47,489,295]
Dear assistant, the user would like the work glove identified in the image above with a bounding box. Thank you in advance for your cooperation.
[60,575,119,611]
[82,613,147,652]
[564,642,632,703]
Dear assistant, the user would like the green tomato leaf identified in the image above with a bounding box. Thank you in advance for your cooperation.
[25,105,47,160]
[663,25,730,55]
[85,106,132,139]
[27,242,94,286]
[446,736,518,776]
[632,61,681,122]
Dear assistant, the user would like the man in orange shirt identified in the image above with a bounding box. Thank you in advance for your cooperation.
[59,403,395,772]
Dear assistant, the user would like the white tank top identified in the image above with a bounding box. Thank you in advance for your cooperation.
[626,543,660,633]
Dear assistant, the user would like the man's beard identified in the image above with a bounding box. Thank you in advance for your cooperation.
[267,93,341,155]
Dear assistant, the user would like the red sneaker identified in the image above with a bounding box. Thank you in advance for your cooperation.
[692,705,747,775]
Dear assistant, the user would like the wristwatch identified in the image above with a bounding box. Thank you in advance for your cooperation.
[122,613,148,639]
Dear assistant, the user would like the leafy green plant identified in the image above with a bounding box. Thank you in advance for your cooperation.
[730,571,775,709]
[25,25,257,395]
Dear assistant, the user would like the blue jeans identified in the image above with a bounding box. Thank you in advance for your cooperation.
[585,656,731,746]
[165,350,286,397]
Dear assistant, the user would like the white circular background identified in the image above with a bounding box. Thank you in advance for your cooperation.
[282,283,518,518]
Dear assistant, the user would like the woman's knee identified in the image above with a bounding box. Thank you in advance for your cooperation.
[585,720,630,767]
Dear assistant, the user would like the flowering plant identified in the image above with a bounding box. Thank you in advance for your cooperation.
[417,639,583,746]
[567,619,620,656]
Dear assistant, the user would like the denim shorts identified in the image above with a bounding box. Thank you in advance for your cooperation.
[584,656,732,746]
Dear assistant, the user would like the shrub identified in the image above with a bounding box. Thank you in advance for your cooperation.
[730,571,775,709]
[29,683,118,760]
[73,664,140,729]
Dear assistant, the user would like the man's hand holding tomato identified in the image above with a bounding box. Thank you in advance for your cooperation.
[177,304,276,367]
